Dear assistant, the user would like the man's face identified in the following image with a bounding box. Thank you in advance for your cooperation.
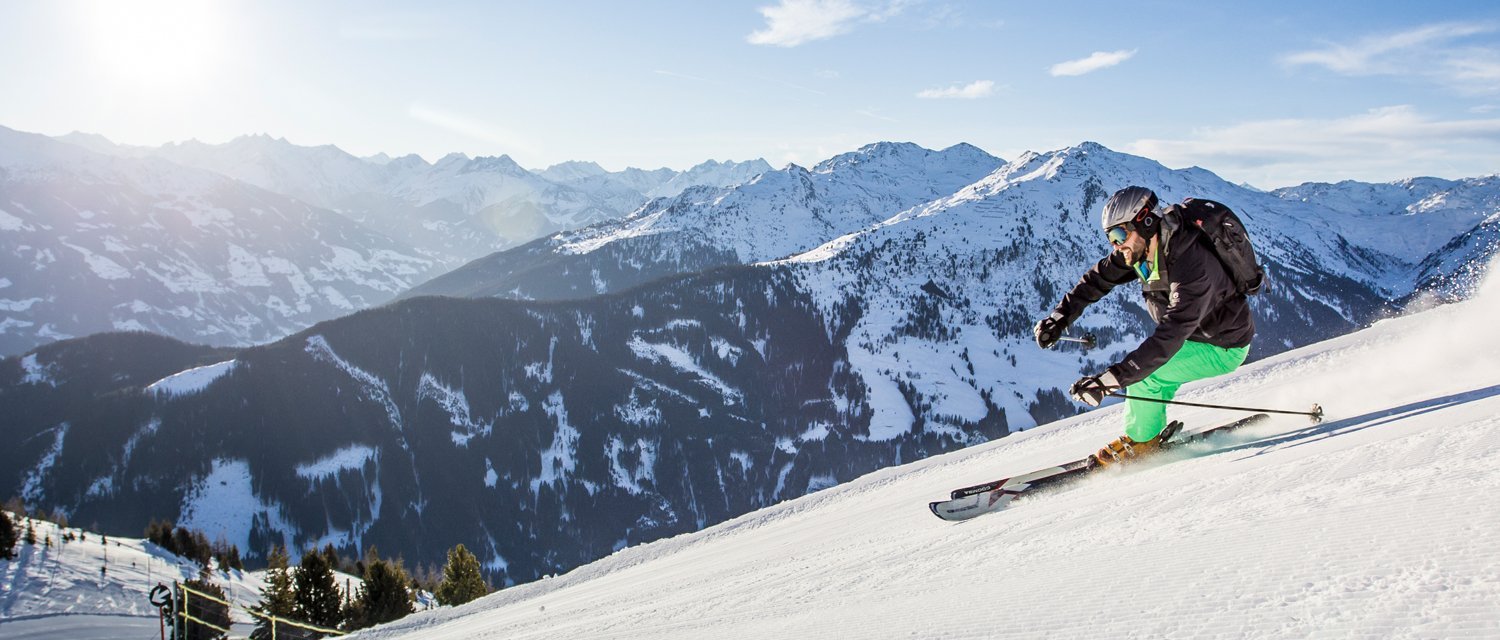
[1109,226,1149,266]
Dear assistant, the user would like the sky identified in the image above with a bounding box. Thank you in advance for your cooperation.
[1,0,1497,189]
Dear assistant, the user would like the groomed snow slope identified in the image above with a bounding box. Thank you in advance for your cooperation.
[356,262,1500,639]
[0,517,270,638]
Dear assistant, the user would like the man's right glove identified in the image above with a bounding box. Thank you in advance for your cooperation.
[1034,311,1068,349]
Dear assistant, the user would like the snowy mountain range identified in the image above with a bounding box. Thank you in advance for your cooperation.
[0,126,770,356]
[63,130,771,265]
[4,137,1497,599]
[0,125,438,356]
[405,142,1003,300]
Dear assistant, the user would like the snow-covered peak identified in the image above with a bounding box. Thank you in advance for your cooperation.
[540,160,610,182]
[1,125,234,196]
[435,152,472,168]
[814,141,926,172]
[937,142,998,165]
[989,141,1162,186]
[812,141,1001,177]
[458,154,528,176]
[53,131,144,157]
[647,157,772,199]
[1271,178,1457,216]
[0,125,109,168]
[145,133,390,207]
[386,153,431,172]
[555,143,1001,264]
[1269,175,1500,259]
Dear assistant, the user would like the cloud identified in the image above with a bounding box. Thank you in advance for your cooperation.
[1281,22,1500,93]
[1124,105,1500,187]
[409,104,536,155]
[1049,50,1137,77]
[746,0,912,47]
[856,108,898,122]
[916,80,995,99]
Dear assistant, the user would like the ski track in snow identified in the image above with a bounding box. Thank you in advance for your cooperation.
[354,260,1500,639]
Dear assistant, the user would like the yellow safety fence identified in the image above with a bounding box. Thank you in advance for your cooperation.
[177,581,346,639]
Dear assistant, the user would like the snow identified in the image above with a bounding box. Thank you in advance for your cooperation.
[797,422,831,441]
[0,208,29,231]
[729,451,753,475]
[530,391,580,499]
[614,390,663,426]
[306,334,404,431]
[20,423,68,503]
[19,354,53,386]
[179,458,296,557]
[145,360,237,397]
[555,143,1000,265]
[627,336,743,404]
[226,244,271,288]
[62,242,131,280]
[416,373,493,446]
[606,437,657,495]
[352,257,1500,639]
[484,459,499,488]
[295,444,379,481]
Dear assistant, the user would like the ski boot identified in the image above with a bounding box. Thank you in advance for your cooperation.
[1091,420,1183,467]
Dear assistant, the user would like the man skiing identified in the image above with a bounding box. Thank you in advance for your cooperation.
[1033,186,1256,465]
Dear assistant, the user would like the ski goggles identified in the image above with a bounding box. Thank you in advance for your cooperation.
[1106,224,1132,246]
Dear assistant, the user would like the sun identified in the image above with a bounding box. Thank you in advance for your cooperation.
[82,0,227,90]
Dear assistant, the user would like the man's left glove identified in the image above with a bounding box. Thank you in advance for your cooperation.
[1070,369,1122,407]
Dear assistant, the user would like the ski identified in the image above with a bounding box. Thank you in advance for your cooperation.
[929,413,1270,522]
[1170,412,1269,445]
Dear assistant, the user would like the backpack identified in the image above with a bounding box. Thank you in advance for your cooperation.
[1175,198,1265,296]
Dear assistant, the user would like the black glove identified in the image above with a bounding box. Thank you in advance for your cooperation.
[1070,369,1121,407]
[1034,311,1068,349]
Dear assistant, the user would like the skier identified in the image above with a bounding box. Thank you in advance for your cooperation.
[1033,186,1256,465]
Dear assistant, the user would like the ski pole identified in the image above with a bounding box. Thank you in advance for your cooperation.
[1109,393,1324,423]
[1058,332,1097,349]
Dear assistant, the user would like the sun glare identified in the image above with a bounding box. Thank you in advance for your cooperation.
[83,0,226,90]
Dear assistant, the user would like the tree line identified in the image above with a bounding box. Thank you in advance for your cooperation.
[247,542,492,638]
[1,507,493,639]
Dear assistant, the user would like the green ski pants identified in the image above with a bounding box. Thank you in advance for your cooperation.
[1124,340,1250,443]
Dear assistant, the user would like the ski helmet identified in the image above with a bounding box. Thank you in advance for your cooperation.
[1100,186,1160,232]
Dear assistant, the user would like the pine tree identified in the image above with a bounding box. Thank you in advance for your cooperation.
[292,547,343,634]
[24,520,36,546]
[434,544,489,607]
[0,512,17,560]
[250,546,296,640]
[182,578,232,640]
[347,553,415,629]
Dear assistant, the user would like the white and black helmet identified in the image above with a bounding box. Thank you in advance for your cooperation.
[1100,186,1160,231]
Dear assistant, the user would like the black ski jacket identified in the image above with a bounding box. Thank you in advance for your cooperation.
[1054,210,1255,387]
